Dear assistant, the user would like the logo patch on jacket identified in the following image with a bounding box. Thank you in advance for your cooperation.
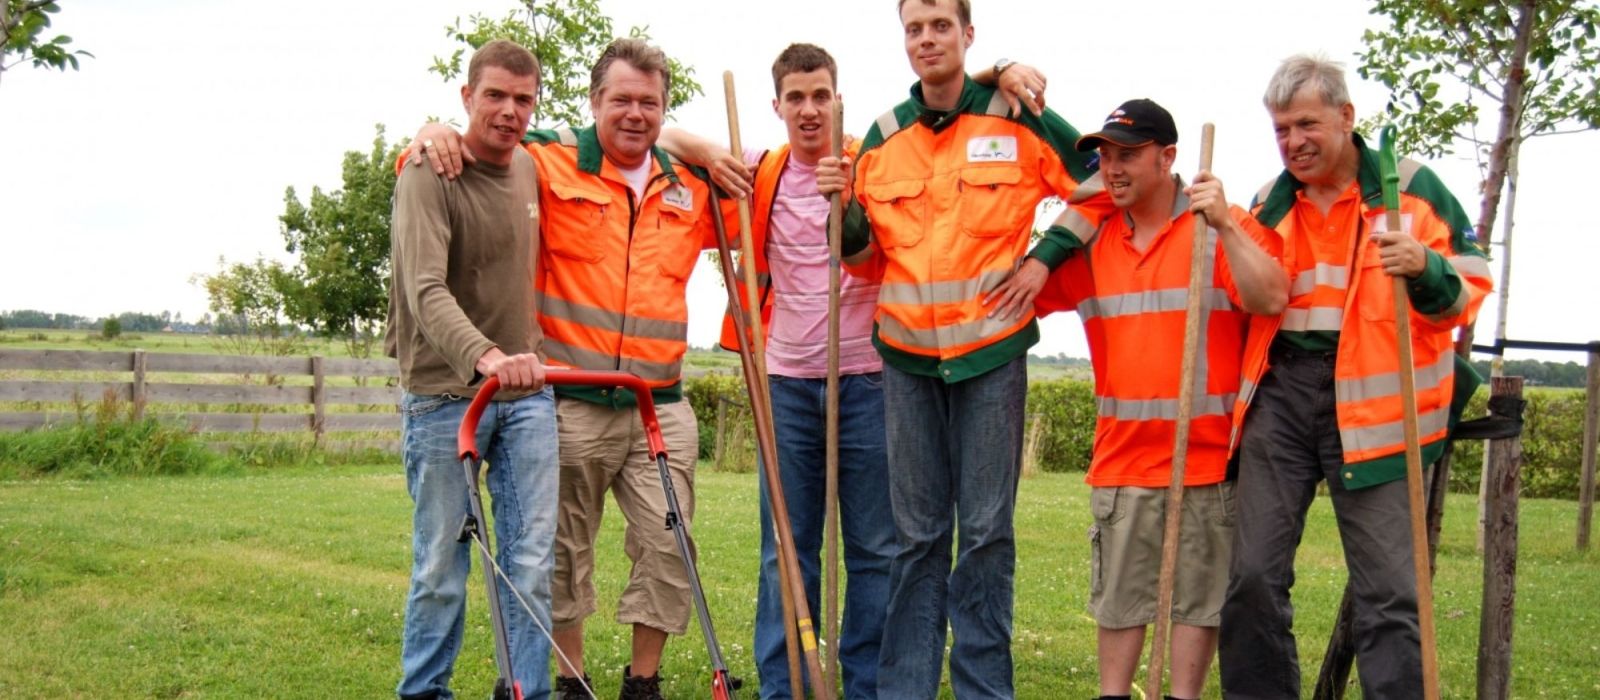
[967,136,1018,163]
[661,183,694,212]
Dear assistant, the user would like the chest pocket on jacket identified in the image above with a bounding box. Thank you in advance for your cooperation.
[545,181,612,263]
[958,165,1025,238]
[652,204,702,282]
[863,178,926,248]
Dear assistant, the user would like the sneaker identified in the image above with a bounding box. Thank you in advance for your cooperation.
[554,673,594,700]
[618,665,663,700]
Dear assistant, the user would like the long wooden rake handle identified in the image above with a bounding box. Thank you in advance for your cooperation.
[823,97,845,692]
[722,71,834,700]
[1379,124,1441,700]
[1145,123,1214,700]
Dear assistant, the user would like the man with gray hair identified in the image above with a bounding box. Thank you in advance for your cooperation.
[1217,54,1492,698]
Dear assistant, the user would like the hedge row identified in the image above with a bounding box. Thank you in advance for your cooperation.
[682,374,1594,500]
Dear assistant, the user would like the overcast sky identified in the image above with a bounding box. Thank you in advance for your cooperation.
[3,0,1595,361]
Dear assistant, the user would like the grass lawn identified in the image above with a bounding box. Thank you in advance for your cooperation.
[1,467,1596,698]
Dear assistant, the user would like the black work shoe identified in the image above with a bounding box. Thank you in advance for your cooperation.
[618,665,664,700]
[554,674,594,700]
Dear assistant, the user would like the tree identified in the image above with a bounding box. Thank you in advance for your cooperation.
[429,0,705,128]
[99,317,120,340]
[279,125,403,358]
[194,256,306,357]
[1358,0,1600,370]
[1,0,92,89]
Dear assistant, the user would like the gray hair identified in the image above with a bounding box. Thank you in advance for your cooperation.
[1263,54,1350,111]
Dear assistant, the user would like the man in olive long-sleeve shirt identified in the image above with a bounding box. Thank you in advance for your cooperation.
[386,40,560,700]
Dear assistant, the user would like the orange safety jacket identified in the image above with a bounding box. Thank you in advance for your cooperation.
[716,142,863,352]
[840,77,1097,382]
[1036,180,1278,488]
[1231,134,1492,489]
[523,126,718,408]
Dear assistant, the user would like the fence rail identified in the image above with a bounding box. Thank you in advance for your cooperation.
[0,348,402,451]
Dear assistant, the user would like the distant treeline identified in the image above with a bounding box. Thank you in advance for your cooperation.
[0,309,208,334]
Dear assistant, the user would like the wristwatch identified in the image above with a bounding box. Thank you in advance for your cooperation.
[993,58,1016,76]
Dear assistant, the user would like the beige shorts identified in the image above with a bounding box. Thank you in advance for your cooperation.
[551,397,698,634]
[1087,482,1235,629]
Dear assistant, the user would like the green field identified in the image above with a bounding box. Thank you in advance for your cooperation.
[1,467,1595,698]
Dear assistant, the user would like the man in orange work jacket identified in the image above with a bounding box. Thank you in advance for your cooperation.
[815,0,1100,695]
[1216,55,1492,700]
[410,38,720,700]
[1034,98,1288,700]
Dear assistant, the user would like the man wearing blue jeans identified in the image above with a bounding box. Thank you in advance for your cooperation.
[818,0,1097,695]
[387,40,559,700]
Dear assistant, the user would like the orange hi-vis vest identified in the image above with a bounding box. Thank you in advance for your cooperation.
[717,142,865,352]
[1232,134,1493,488]
[717,144,789,352]
[1035,181,1277,488]
[523,126,717,407]
[841,78,1096,382]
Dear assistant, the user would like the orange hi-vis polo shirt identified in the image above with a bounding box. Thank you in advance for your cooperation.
[1035,179,1280,487]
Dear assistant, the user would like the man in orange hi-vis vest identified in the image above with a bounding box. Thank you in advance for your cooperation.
[408,38,721,700]
[1217,55,1492,700]
[661,44,1048,699]
[815,0,1102,695]
[1034,98,1288,700]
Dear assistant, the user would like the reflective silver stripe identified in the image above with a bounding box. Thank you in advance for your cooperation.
[1052,205,1103,247]
[878,268,1014,307]
[557,129,579,147]
[1421,254,1491,322]
[875,109,901,142]
[1096,393,1237,421]
[1230,377,1259,449]
[1449,255,1492,279]
[877,312,1020,352]
[1335,351,1455,406]
[1077,288,1235,321]
[1290,263,1349,296]
[1254,179,1276,209]
[1066,172,1106,205]
[984,90,1010,117]
[1397,157,1422,191]
[541,297,688,342]
[1280,306,1344,332]
[544,338,682,381]
[1340,405,1450,455]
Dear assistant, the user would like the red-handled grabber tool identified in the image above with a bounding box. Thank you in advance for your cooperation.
[457,370,737,700]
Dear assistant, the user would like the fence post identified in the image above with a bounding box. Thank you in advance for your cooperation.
[1578,348,1598,550]
[714,396,728,470]
[312,355,326,446]
[1477,375,1524,700]
[1021,412,1044,478]
[131,349,147,420]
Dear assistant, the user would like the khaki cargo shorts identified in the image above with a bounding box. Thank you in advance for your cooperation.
[1087,482,1235,629]
[551,397,698,634]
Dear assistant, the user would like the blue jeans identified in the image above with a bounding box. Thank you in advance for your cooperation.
[398,389,559,700]
[878,357,1026,699]
[755,373,896,699]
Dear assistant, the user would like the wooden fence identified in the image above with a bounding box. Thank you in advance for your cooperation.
[0,349,401,451]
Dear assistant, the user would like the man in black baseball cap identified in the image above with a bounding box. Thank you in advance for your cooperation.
[1032,96,1288,700]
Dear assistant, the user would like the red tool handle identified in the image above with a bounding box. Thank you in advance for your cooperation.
[456,370,665,461]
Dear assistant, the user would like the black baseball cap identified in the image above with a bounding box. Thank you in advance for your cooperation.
[1075,98,1179,152]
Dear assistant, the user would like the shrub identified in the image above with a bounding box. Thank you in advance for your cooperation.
[101,318,122,340]
[684,372,756,471]
[1449,386,1590,500]
[1025,378,1097,473]
[0,394,229,479]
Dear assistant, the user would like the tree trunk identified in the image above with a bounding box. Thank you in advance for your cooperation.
[1479,138,1522,550]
